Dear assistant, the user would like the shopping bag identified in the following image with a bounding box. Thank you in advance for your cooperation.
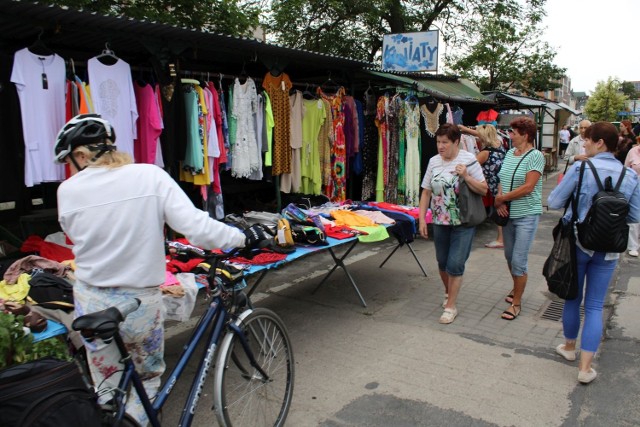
[542,218,578,300]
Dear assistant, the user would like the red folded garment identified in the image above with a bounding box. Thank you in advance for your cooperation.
[20,235,74,262]
[230,251,288,265]
[323,224,367,240]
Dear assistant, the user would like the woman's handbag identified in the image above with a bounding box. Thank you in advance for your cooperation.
[491,148,534,226]
[542,197,579,300]
[458,175,486,227]
[490,203,510,226]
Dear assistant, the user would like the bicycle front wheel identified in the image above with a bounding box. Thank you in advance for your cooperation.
[213,308,294,427]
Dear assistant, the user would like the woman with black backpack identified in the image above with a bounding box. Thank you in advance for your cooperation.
[548,121,640,384]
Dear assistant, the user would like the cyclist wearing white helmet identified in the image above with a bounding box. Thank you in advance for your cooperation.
[55,114,270,425]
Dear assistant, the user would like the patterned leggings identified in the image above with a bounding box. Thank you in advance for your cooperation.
[74,282,165,426]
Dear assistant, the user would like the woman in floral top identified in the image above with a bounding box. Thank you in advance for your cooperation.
[460,124,506,248]
[418,124,487,324]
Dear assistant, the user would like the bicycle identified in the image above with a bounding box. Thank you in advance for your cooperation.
[71,250,295,427]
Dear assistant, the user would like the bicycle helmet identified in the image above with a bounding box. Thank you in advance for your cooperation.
[54,114,116,164]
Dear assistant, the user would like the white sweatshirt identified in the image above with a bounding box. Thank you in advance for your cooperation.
[57,164,245,288]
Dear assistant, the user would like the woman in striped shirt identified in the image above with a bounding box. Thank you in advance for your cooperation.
[494,117,545,320]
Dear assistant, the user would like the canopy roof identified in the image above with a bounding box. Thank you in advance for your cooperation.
[363,70,494,104]
[0,0,372,77]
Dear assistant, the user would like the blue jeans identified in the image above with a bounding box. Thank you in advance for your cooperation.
[502,215,540,276]
[432,224,476,276]
[562,249,617,352]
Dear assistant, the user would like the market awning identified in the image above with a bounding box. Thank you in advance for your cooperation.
[415,78,494,104]
[484,91,581,115]
[361,70,494,104]
[483,91,548,109]
[556,102,581,116]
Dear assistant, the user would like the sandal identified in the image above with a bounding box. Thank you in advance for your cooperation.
[501,304,521,320]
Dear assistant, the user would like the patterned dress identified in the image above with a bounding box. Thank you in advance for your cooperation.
[404,102,421,206]
[361,92,378,200]
[262,72,292,175]
[318,87,347,201]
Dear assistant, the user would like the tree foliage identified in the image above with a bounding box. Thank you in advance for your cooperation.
[267,0,564,93]
[266,0,466,62]
[583,78,627,122]
[45,0,262,36]
[621,81,639,99]
[43,0,566,93]
[445,0,565,92]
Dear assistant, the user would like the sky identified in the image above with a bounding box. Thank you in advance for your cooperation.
[542,0,640,94]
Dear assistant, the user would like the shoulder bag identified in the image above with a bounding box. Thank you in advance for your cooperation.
[490,148,534,226]
[457,161,486,227]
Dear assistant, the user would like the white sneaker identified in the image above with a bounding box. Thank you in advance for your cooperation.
[578,368,597,384]
[628,250,639,257]
[555,344,576,361]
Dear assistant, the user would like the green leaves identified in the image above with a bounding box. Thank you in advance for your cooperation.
[583,78,628,122]
[0,312,70,370]
[47,0,262,35]
[446,0,565,93]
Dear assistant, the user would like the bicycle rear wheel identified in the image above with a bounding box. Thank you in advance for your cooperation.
[213,308,294,427]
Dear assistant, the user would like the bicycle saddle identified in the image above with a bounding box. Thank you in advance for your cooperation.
[72,298,141,340]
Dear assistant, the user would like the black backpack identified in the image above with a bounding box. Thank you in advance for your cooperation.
[0,357,101,427]
[576,160,629,253]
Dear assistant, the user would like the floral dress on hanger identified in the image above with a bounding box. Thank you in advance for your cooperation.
[231,77,260,178]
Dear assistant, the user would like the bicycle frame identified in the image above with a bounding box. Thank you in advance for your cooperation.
[109,293,255,427]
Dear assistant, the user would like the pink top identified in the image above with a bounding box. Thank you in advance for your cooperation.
[134,82,163,164]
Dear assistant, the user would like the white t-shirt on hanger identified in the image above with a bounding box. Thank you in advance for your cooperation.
[88,57,138,159]
[11,48,66,187]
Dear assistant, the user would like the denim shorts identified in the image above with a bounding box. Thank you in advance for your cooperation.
[432,224,476,276]
[502,214,540,276]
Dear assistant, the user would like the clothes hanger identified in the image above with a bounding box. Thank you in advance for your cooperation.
[320,72,341,94]
[65,58,77,80]
[28,27,54,56]
[238,62,248,83]
[180,77,200,85]
[96,42,118,65]
[406,89,418,105]
[302,83,316,100]
[364,80,374,96]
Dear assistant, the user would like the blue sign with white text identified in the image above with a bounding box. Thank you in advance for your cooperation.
[382,31,439,72]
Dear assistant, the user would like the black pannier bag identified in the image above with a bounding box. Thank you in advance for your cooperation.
[0,357,101,427]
